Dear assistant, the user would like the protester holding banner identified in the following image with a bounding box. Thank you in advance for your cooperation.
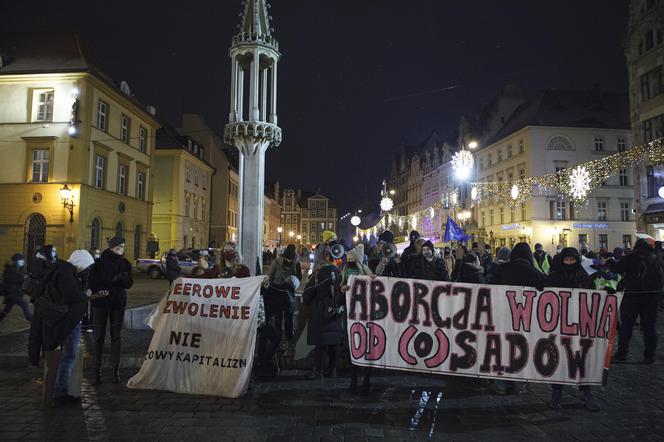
[485,247,510,284]
[544,247,600,411]
[89,237,133,385]
[495,243,546,289]
[411,240,448,282]
[303,244,345,380]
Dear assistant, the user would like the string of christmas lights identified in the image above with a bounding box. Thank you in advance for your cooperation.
[358,139,664,239]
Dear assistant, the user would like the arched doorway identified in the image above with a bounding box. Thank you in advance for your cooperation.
[91,218,102,250]
[115,221,124,239]
[24,213,46,265]
[134,225,142,259]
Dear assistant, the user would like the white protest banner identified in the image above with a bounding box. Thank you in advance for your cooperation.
[128,276,263,398]
[346,276,622,386]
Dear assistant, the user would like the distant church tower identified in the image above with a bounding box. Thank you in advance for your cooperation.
[224,0,282,274]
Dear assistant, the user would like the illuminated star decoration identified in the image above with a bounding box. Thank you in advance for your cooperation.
[380,197,394,212]
[569,166,591,201]
[451,150,474,180]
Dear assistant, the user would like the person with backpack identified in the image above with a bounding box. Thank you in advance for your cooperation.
[610,238,663,364]
[0,253,31,323]
[302,244,345,380]
[89,237,133,385]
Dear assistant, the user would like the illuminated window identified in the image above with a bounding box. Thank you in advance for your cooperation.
[97,100,108,131]
[31,149,49,183]
[35,90,54,122]
[139,126,147,152]
[121,114,130,143]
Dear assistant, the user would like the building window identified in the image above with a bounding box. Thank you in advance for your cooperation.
[91,218,102,250]
[618,137,627,152]
[643,114,664,143]
[137,172,145,200]
[521,203,526,221]
[518,140,524,153]
[118,165,128,196]
[202,174,207,190]
[35,90,54,122]
[31,149,49,183]
[115,222,123,238]
[557,201,566,220]
[487,154,492,167]
[619,168,628,186]
[202,199,206,221]
[97,100,108,131]
[569,201,575,220]
[500,207,504,224]
[597,201,607,221]
[599,234,608,251]
[138,126,147,152]
[645,29,655,51]
[579,234,588,247]
[507,145,513,158]
[594,136,604,151]
[193,197,198,219]
[641,66,664,102]
[646,166,664,197]
[121,114,130,143]
[194,170,199,186]
[498,149,503,162]
[185,193,190,217]
[620,201,630,221]
[510,207,515,223]
[95,155,105,188]
[186,166,191,183]
[489,209,494,226]
[623,234,632,249]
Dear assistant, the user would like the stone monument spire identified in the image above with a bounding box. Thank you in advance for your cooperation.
[224,0,282,274]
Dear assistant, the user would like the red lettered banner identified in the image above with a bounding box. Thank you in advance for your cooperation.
[346,276,623,385]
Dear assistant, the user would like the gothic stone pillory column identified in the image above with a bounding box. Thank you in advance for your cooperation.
[224,0,282,275]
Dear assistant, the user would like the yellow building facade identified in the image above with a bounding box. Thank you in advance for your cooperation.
[152,126,214,251]
[0,33,160,262]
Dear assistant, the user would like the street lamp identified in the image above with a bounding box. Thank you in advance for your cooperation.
[468,140,479,149]
[59,184,75,223]
[296,234,302,244]
[277,226,283,246]
[288,231,295,243]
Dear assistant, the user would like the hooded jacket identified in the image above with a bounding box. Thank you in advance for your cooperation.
[545,247,593,290]
[495,243,546,289]
[610,239,664,293]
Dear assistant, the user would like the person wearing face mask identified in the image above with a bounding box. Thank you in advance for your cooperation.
[545,247,600,412]
[457,252,486,284]
[35,250,95,407]
[217,242,251,278]
[0,253,32,323]
[442,246,455,276]
[26,245,59,300]
[412,241,448,281]
[88,237,133,385]
[369,230,400,277]
[164,249,182,285]
[265,244,301,341]
[341,245,372,287]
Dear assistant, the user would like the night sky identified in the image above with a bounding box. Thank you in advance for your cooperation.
[3,0,629,213]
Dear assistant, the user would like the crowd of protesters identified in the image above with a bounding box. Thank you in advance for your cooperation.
[2,229,662,410]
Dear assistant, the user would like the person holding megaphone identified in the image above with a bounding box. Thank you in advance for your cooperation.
[368,230,400,278]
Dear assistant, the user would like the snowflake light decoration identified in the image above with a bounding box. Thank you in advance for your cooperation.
[569,166,591,201]
[351,216,361,226]
[380,197,394,212]
[451,150,475,180]
[511,184,519,200]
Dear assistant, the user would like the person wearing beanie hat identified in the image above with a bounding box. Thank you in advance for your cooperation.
[400,231,421,278]
[369,230,400,277]
[0,253,31,324]
[411,240,448,281]
[28,250,94,406]
[164,249,182,285]
[485,246,511,284]
[377,230,395,244]
[88,236,133,385]
[533,243,553,275]
[341,247,372,286]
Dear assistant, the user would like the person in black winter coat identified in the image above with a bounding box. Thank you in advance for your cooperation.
[545,247,600,412]
[399,230,420,278]
[495,243,546,289]
[0,254,31,323]
[164,249,182,285]
[88,237,133,385]
[302,244,345,380]
[457,253,486,284]
[412,241,448,281]
[486,247,511,284]
[610,238,663,364]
